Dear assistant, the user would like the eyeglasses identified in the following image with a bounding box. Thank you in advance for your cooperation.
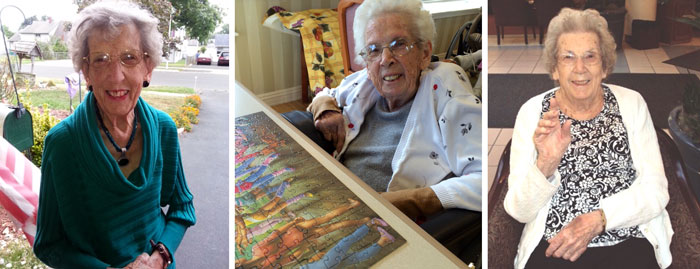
[359,38,418,62]
[83,49,149,69]
[557,51,601,66]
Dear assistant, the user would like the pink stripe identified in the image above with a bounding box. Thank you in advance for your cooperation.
[0,178,30,224]
[23,160,33,190]
[0,168,39,212]
[5,147,15,174]
[24,233,34,247]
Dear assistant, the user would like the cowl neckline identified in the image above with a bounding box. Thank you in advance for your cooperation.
[67,92,157,194]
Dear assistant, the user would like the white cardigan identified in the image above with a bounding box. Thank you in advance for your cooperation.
[315,62,482,211]
[504,84,673,269]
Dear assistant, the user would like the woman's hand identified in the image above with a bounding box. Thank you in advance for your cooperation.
[545,210,605,262]
[314,110,346,153]
[119,252,164,269]
[120,253,149,269]
[533,97,572,177]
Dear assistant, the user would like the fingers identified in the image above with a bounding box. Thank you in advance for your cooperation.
[335,127,345,152]
[561,119,572,139]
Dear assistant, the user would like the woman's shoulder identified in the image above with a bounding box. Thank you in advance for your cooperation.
[423,62,477,99]
[604,83,645,103]
[43,120,74,155]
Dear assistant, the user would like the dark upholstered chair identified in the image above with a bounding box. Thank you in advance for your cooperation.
[490,0,537,45]
[488,128,700,268]
[533,0,574,44]
[281,110,481,265]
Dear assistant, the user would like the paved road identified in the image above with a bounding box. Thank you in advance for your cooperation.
[175,86,229,268]
[28,60,228,90]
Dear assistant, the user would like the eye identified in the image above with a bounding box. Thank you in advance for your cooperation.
[121,52,140,65]
[390,39,408,50]
[365,44,381,57]
[584,53,598,62]
[92,53,110,65]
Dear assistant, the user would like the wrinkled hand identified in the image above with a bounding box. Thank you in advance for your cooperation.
[120,253,149,269]
[534,97,572,177]
[381,188,443,219]
[545,210,605,262]
[120,252,164,269]
[314,110,346,153]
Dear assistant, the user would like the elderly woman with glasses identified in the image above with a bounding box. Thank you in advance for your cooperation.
[504,8,672,268]
[33,1,196,268]
[307,0,481,220]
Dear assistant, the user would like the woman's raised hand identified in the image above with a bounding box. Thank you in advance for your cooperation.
[314,111,346,154]
[533,97,572,178]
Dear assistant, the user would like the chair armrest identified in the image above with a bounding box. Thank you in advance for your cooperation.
[281,110,335,154]
[420,209,481,263]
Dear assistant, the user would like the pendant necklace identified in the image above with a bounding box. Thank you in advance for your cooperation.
[95,103,138,166]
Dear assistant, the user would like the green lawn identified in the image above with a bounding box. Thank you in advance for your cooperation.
[146,85,195,94]
[158,59,186,67]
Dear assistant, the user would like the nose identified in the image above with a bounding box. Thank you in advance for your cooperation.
[379,47,395,66]
[106,61,127,83]
[572,56,586,73]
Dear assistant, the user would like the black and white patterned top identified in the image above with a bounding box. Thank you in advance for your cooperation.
[541,86,644,247]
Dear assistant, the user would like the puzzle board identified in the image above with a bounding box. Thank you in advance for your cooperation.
[235,111,406,268]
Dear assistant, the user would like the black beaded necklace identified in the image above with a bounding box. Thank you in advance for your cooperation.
[95,103,138,166]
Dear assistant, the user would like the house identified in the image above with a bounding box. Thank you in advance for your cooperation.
[9,20,69,45]
[214,34,229,55]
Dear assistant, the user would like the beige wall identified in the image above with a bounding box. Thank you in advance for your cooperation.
[235,0,479,96]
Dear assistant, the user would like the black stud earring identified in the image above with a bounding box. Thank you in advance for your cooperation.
[142,81,150,88]
[88,85,93,91]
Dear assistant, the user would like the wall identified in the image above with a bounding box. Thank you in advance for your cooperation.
[235,0,478,104]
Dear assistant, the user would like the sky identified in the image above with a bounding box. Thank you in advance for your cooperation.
[1,0,231,33]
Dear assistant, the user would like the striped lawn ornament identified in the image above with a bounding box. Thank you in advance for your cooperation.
[0,136,40,246]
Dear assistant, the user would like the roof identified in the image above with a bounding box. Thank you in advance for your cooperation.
[11,41,42,57]
[9,33,21,42]
[214,34,229,47]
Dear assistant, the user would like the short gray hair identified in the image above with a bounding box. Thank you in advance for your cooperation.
[352,0,435,65]
[544,8,616,76]
[68,0,162,72]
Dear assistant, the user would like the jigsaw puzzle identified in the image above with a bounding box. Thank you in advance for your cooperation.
[235,112,406,268]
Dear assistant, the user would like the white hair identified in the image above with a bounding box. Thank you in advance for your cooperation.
[352,0,435,65]
[68,0,162,72]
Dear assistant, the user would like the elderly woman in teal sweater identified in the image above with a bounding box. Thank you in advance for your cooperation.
[33,2,196,268]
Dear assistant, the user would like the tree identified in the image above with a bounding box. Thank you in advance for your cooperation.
[218,23,229,35]
[20,15,38,29]
[1,25,13,38]
[170,0,223,44]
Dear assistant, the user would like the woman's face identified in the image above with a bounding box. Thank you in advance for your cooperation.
[364,13,432,104]
[82,24,153,118]
[552,31,606,102]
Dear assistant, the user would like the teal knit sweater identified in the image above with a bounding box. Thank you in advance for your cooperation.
[34,92,196,268]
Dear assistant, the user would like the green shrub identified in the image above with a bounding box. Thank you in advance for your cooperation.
[19,91,59,167]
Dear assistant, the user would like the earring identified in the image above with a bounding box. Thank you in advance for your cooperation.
[88,85,93,91]
[142,81,150,88]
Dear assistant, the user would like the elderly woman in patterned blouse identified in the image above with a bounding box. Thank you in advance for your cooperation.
[308,0,481,220]
[504,8,672,269]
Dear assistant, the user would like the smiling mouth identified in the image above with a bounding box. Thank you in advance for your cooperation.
[383,74,402,81]
[107,90,129,97]
[571,80,590,86]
